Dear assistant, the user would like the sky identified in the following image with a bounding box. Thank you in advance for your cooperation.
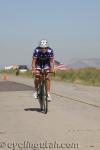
[0,0,99,67]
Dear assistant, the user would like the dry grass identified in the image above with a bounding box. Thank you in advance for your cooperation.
[1,67,100,86]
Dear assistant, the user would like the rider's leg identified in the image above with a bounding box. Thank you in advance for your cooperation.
[45,72,52,101]
[34,70,40,90]
[45,72,50,92]
[34,70,40,98]
[44,64,51,92]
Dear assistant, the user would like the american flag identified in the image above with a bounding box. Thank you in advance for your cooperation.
[54,60,67,70]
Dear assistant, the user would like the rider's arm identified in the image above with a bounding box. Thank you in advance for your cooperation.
[50,49,55,72]
[32,49,38,72]
[50,57,55,72]
[32,57,36,72]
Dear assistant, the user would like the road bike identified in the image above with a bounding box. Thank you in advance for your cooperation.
[37,68,49,114]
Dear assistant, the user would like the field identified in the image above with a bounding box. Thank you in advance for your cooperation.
[0,67,100,86]
[53,68,100,86]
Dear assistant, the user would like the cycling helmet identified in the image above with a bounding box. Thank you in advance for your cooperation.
[39,39,49,48]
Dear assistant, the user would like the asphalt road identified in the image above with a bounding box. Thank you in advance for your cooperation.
[0,74,100,150]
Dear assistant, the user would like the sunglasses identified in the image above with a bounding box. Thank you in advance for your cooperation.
[39,47,48,50]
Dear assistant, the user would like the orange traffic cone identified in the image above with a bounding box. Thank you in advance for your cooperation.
[3,74,8,80]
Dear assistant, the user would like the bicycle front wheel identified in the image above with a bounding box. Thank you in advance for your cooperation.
[39,80,48,114]
[41,81,48,114]
[44,85,48,114]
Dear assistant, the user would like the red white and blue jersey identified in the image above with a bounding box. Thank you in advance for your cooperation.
[33,47,54,59]
[32,47,54,69]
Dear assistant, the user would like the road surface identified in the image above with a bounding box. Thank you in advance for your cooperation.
[0,74,100,150]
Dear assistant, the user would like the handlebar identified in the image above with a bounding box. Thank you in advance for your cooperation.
[40,69,55,75]
[32,69,56,76]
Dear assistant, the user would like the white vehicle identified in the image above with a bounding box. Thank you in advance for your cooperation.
[16,65,28,75]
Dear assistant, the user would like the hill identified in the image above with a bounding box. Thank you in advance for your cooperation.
[66,58,100,69]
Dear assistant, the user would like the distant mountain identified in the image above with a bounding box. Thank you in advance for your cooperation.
[66,58,100,69]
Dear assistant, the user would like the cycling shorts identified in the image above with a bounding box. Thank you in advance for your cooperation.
[35,62,50,70]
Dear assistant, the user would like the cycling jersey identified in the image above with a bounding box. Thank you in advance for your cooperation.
[32,47,54,70]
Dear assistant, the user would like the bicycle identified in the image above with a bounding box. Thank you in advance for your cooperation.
[37,67,49,114]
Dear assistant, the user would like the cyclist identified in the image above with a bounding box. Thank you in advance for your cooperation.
[32,39,55,101]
